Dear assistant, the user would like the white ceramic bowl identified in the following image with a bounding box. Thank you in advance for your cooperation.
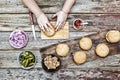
[9,30,29,49]
[73,18,88,30]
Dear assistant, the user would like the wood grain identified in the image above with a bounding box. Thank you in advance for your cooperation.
[0,14,120,32]
[0,0,120,13]
[40,31,120,68]
[0,50,120,69]
[0,32,120,69]
[58,69,120,80]
[0,32,96,50]
[0,69,119,80]
[0,0,120,79]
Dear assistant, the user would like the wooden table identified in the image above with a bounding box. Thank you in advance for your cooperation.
[0,0,120,80]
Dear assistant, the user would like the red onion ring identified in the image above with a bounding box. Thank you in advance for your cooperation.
[9,30,29,48]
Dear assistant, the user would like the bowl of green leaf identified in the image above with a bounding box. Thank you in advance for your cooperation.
[18,51,36,69]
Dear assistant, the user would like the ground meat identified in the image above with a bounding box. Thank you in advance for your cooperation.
[44,55,60,69]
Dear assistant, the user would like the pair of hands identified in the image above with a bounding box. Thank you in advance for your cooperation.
[37,11,68,32]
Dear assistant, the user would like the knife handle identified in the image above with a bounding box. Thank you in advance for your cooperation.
[29,12,34,25]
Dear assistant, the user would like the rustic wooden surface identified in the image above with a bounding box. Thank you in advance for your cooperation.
[40,31,120,68]
[0,0,120,80]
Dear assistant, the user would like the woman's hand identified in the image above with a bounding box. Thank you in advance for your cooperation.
[37,13,53,32]
[52,11,68,31]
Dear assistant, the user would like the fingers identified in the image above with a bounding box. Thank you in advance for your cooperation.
[52,13,57,19]
[44,24,50,32]
[38,23,45,32]
[55,21,64,31]
[55,21,59,31]
[39,22,50,32]
[40,21,64,32]
[39,21,65,32]
[47,23,53,29]
[58,22,64,30]
[56,22,62,31]
[44,22,53,32]
[60,22,65,30]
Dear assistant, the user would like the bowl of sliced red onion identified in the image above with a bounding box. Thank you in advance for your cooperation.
[9,30,29,49]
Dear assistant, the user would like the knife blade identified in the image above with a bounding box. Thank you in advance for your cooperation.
[29,12,37,40]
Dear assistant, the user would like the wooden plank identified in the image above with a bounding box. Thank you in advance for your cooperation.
[0,50,120,69]
[40,31,120,68]
[0,68,58,80]
[0,32,120,68]
[0,69,119,80]
[0,14,120,32]
[0,51,41,68]
[0,32,96,50]
[57,69,120,80]
[0,0,120,13]
[0,0,120,79]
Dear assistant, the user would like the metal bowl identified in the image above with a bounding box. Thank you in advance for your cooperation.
[18,51,36,70]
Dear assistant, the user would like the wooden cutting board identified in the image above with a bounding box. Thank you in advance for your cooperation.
[41,22,69,39]
[40,30,120,68]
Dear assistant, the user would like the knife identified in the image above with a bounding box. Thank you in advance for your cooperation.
[29,12,37,40]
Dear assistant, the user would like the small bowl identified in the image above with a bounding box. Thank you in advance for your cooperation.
[42,54,61,72]
[73,19,88,30]
[9,29,29,49]
[18,51,36,69]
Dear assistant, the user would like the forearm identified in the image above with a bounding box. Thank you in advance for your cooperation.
[62,0,76,14]
[22,0,43,17]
